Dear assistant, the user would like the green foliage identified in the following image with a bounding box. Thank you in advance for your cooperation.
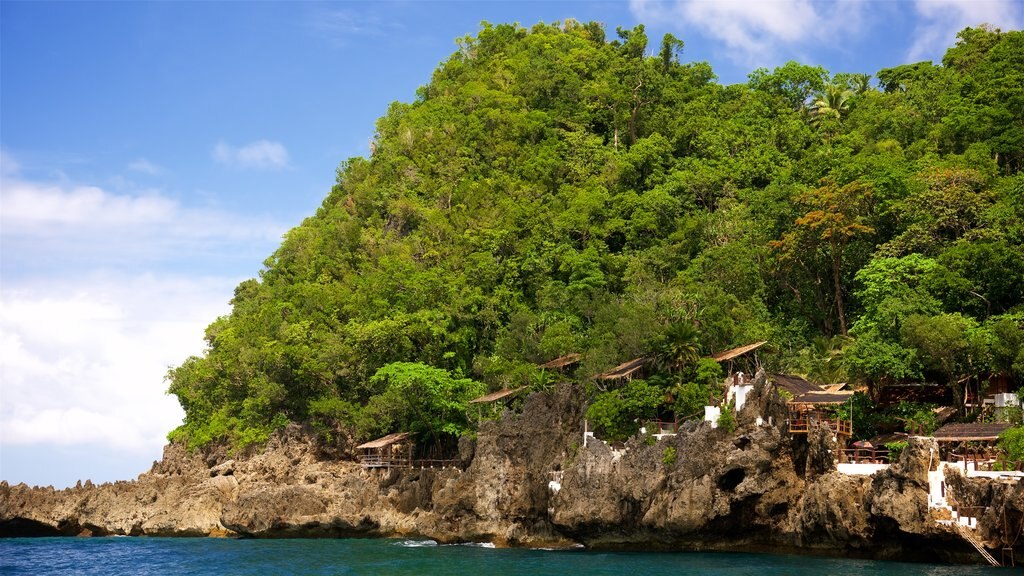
[717,403,736,433]
[585,379,663,441]
[885,440,909,460]
[662,445,678,467]
[999,426,1024,462]
[362,362,485,443]
[164,22,1024,451]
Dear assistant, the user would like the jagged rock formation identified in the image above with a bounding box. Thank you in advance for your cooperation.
[1,380,1019,563]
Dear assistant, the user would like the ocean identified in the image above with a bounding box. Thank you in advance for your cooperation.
[0,537,1007,575]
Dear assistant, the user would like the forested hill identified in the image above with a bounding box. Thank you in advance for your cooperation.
[167,21,1024,449]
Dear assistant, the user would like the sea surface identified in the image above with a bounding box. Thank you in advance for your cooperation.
[0,537,1011,575]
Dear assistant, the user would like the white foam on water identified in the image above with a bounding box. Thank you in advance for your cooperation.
[396,539,438,547]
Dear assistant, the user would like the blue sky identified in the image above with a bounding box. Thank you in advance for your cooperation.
[2,0,1021,488]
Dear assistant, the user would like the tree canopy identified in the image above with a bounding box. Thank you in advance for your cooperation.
[166,21,1024,450]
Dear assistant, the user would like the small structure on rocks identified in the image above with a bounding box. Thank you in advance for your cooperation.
[468,387,528,422]
[356,432,412,469]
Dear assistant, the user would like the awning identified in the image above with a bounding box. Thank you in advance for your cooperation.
[538,353,581,370]
[356,432,411,450]
[711,341,767,362]
[788,390,855,405]
[931,422,1011,442]
[468,387,527,404]
[597,357,650,380]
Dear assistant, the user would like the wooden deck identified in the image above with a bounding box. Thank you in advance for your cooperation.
[358,455,460,469]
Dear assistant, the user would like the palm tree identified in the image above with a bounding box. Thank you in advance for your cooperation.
[811,84,853,123]
[655,321,701,374]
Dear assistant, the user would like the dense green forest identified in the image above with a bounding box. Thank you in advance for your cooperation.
[167,21,1024,450]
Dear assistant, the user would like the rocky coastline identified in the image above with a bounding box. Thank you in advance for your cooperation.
[3,379,1022,565]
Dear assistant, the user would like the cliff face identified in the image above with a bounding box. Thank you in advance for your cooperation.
[1,381,1017,563]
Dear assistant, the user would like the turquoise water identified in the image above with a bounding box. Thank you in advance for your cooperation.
[0,538,1008,575]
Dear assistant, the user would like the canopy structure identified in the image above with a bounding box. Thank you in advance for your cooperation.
[788,390,855,405]
[597,357,650,381]
[711,341,767,362]
[538,353,581,370]
[356,432,411,450]
[468,387,527,404]
[771,373,823,396]
[931,422,1011,442]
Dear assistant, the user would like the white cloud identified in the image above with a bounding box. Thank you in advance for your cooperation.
[2,181,175,228]
[908,0,1023,62]
[305,8,404,47]
[0,273,235,452]
[630,0,871,65]
[0,151,285,487]
[1,148,20,176]
[0,172,284,267]
[213,139,290,170]
[128,158,163,175]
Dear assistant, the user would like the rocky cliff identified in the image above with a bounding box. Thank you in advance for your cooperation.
[2,379,1019,564]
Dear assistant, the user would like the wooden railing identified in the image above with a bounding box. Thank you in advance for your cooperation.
[644,419,682,435]
[358,456,460,469]
[841,447,890,464]
[789,415,852,436]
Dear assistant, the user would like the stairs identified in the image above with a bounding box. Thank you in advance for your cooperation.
[953,521,1001,567]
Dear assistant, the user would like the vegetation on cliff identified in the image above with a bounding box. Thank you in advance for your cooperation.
[167,21,1024,450]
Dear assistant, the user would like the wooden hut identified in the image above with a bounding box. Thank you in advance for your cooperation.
[932,422,1012,469]
[356,432,412,469]
[786,390,854,437]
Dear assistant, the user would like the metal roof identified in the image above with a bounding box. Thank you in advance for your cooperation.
[931,422,1011,442]
[711,341,767,362]
[468,387,527,404]
[355,432,411,450]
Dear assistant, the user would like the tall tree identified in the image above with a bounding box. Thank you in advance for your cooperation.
[771,179,874,335]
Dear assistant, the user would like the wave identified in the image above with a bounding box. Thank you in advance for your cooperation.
[395,539,438,547]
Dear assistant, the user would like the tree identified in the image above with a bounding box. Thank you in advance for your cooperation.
[771,179,874,335]
[748,61,828,110]
[653,320,701,374]
[362,362,485,444]
[811,84,853,123]
[658,33,684,71]
[585,379,663,441]
[901,314,991,414]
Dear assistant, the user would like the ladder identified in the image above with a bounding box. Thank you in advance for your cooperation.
[954,521,1001,567]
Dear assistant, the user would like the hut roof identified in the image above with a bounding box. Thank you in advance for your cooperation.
[931,422,1011,442]
[788,390,855,405]
[468,387,527,404]
[711,341,767,362]
[597,357,651,380]
[877,382,951,406]
[356,432,411,450]
[538,353,581,370]
[771,373,822,396]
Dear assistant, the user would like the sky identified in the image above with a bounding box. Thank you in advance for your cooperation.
[1,0,1021,489]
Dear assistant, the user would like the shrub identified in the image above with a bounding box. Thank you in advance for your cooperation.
[662,446,678,467]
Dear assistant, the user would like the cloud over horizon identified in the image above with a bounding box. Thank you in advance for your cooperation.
[0,273,236,471]
[0,153,276,487]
